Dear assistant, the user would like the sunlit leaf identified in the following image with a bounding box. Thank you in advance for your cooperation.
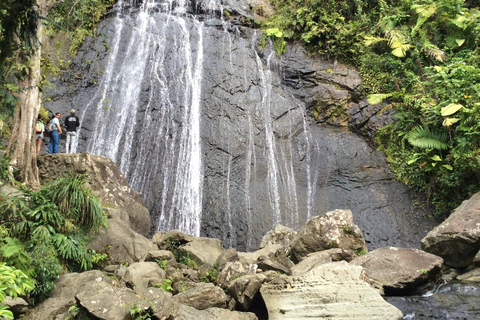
[442,165,453,170]
[407,158,418,164]
[367,93,393,105]
[441,103,463,116]
[431,155,441,161]
[455,39,465,47]
[442,118,460,126]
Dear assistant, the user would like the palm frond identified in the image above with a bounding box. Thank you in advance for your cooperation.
[407,126,448,150]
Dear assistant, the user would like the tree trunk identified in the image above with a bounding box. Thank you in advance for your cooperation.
[6,0,52,188]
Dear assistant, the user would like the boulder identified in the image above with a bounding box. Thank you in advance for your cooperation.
[260,261,402,320]
[260,225,296,249]
[76,280,151,320]
[172,283,228,310]
[256,255,291,275]
[217,261,255,288]
[291,249,357,276]
[421,191,480,268]
[350,247,443,295]
[3,297,29,318]
[37,153,150,236]
[238,244,289,265]
[178,237,224,267]
[123,262,167,290]
[23,271,113,320]
[87,218,157,265]
[290,209,367,262]
[133,287,177,319]
[228,274,267,311]
[144,250,176,263]
[169,305,258,320]
[216,248,240,270]
[457,268,480,282]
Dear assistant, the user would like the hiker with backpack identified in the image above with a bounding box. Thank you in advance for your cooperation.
[47,112,62,154]
[64,109,80,154]
[35,115,45,156]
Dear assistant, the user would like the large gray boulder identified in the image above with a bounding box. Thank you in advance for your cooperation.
[172,283,228,310]
[37,153,150,236]
[260,261,403,320]
[291,249,357,275]
[87,218,157,265]
[290,209,367,262]
[260,225,296,249]
[350,247,443,295]
[169,305,258,320]
[23,271,113,319]
[421,191,480,268]
[123,262,167,290]
[76,280,151,320]
[228,274,267,311]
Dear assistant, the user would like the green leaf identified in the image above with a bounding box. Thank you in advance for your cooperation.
[455,39,465,47]
[442,118,460,127]
[367,93,393,105]
[441,103,463,116]
[391,43,412,57]
[442,165,453,170]
[407,126,448,150]
[407,158,419,164]
[431,155,441,161]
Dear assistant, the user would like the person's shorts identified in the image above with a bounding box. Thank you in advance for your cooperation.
[36,133,44,140]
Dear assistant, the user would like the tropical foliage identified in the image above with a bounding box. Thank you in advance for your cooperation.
[0,174,107,304]
[263,0,480,215]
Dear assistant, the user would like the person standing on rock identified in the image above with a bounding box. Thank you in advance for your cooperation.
[48,113,62,154]
[35,115,45,156]
[64,109,80,154]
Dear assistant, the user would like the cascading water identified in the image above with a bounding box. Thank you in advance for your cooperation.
[77,0,204,236]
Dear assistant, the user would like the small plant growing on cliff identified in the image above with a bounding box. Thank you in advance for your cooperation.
[355,247,367,256]
[160,279,174,292]
[200,264,218,283]
[156,259,168,270]
[129,303,153,320]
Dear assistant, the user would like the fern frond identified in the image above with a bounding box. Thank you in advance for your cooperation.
[424,43,445,62]
[407,126,448,150]
[367,93,394,105]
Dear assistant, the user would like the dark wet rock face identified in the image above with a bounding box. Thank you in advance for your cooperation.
[44,0,435,251]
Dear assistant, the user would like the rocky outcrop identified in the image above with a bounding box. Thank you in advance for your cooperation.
[290,209,367,262]
[260,261,403,320]
[421,191,480,268]
[350,247,444,295]
[37,153,150,237]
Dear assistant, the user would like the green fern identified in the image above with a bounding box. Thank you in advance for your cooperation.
[407,126,448,150]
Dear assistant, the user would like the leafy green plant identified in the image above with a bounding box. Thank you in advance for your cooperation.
[200,264,219,283]
[156,259,169,270]
[0,174,108,304]
[0,262,34,319]
[128,303,153,320]
[160,279,173,293]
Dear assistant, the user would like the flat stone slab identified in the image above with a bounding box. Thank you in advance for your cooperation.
[260,261,402,320]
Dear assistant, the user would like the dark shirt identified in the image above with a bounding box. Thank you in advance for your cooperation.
[65,115,80,132]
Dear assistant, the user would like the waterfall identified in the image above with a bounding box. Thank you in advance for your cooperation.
[77,0,204,236]
[72,0,313,249]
